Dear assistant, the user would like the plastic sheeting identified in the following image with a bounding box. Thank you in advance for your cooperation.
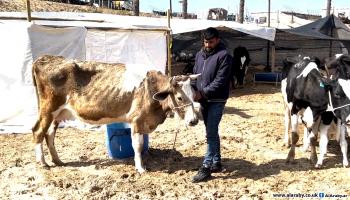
[0,12,276,41]
[85,29,166,71]
[0,22,167,133]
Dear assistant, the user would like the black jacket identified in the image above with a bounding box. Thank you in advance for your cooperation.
[191,43,232,102]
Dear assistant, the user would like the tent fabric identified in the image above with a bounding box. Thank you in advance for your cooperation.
[272,15,350,66]
[0,11,275,133]
[279,14,350,40]
[0,20,167,133]
[0,23,37,133]
[26,24,87,84]
[0,12,276,41]
[85,29,166,72]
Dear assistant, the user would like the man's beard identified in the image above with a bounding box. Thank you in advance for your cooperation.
[204,47,214,54]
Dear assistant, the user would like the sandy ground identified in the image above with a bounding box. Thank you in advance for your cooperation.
[1,84,350,200]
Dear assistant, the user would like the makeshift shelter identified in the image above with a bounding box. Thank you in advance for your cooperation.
[173,15,350,73]
[172,26,275,75]
[0,12,275,133]
[274,14,350,66]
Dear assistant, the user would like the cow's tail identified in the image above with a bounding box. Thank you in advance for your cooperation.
[32,60,40,111]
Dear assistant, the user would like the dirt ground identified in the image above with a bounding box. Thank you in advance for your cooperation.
[1,83,350,200]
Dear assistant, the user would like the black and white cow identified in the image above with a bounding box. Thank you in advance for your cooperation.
[281,55,325,150]
[317,54,350,168]
[283,55,350,168]
[231,46,251,89]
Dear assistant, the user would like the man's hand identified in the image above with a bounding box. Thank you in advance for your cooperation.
[194,91,202,102]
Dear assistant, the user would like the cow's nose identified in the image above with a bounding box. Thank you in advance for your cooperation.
[189,118,198,126]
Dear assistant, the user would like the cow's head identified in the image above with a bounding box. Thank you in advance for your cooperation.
[327,55,350,125]
[153,74,200,126]
[234,46,251,70]
[326,54,350,80]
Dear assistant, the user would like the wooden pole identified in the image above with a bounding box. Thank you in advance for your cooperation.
[267,0,271,27]
[326,0,331,16]
[169,0,172,18]
[271,42,276,72]
[266,0,271,71]
[167,9,172,76]
[167,9,176,149]
[26,0,32,22]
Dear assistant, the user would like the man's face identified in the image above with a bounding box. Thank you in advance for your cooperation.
[203,37,219,52]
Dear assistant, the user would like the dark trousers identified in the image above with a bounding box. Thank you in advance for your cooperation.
[200,101,226,167]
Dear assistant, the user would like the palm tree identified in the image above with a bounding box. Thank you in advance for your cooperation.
[133,0,140,16]
[238,0,244,23]
[326,0,332,16]
[182,0,187,19]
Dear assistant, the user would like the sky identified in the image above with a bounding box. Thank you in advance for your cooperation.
[140,0,349,16]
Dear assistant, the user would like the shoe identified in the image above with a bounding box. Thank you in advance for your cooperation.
[211,163,222,173]
[192,166,211,183]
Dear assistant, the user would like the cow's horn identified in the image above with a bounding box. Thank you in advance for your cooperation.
[189,74,201,80]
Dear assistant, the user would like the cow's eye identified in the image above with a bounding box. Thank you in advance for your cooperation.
[177,97,183,101]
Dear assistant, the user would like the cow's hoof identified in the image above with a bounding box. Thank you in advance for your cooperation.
[282,143,291,148]
[286,159,297,164]
[310,155,318,166]
[343,162,349,168]
[52,159,65,166]
[314,163,322,169]
[285,157,295,164]
[286,150,295,164]
[136,167,147,174]
[36,162,50,170]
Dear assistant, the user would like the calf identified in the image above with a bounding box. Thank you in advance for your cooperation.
[231,46,251,89]
[32,55,199,173]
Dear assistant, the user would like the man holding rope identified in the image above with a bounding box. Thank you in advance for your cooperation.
[191,27,232,183]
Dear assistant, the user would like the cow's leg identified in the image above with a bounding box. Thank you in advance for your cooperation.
[309,122,319,166]
[336,120,341,143]
[301,127,310,152]
[32,115,54,168]
[315,122,330,168]
[281,80,291,147]
[45,121,64,166]
[131,132,145,173]
[286,114,299,163]
[339,124,349,167]
[283,105,291,147]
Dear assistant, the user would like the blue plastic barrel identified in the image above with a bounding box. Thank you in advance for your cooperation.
[105,123,149,159]
[254,72,282,83]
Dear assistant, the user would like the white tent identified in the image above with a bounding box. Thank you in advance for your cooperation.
[0,12,275,133]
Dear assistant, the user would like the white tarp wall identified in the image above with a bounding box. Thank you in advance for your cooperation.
[0,22,167,133]
[85,29,166,70]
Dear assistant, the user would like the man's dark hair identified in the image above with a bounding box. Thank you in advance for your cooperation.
[202,27,219,40]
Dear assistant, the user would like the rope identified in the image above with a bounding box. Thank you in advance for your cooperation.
[327,91,350,113]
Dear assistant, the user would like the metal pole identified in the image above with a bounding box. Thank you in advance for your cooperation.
[26,0,32,22]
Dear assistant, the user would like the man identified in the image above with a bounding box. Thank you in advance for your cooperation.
[191,27,232,183]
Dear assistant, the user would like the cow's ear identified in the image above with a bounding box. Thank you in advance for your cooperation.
[153,90,170,101]
[341,55,350,66]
